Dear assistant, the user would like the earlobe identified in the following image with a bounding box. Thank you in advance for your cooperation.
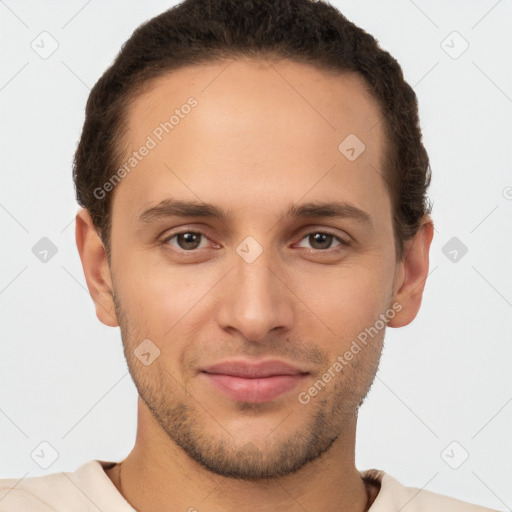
[75,208,119,327]
[387,216,434,328]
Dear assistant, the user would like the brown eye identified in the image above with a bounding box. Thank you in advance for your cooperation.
[296,232,346,251]
[310,233,333,250]
[164,231,209,251]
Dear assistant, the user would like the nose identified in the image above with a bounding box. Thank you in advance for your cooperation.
[216,245,295,343]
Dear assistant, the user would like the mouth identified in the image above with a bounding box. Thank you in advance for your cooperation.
[200,359,310,404]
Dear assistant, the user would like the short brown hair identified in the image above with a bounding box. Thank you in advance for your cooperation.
[73,0,432,262]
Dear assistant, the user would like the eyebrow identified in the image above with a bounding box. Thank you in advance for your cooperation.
[137,198,373,228]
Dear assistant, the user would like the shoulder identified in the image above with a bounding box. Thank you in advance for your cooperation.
[0,487,56,511]
[0,460,112,512]
[361,468,500,512]
[0,472,72,511]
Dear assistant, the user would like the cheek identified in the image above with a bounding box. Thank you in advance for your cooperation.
[115,256,216,340]
[302,260,394,340]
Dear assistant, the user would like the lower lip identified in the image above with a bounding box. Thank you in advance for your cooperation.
[202,372,309,403]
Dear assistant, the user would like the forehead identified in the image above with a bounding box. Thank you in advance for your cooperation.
[126,57,384,146]
[113,57,389,227]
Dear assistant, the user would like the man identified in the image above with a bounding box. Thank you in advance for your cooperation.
[0,0,499,510]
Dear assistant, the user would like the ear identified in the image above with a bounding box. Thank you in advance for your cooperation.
[75,208,119,327]
[388,215,434,328]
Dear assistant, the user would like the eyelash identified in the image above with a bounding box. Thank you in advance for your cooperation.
[160,229,350,253]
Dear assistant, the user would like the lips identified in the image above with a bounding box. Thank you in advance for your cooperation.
[202,359,307,378]
[201,359,309,403]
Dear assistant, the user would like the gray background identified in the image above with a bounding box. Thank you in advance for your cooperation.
[1,0,511,510]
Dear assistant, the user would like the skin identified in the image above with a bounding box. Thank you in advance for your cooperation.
[76,57,433,512]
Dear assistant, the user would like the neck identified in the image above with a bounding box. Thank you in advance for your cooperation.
[106,400,373,512]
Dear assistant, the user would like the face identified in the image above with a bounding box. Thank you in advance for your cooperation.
[90,58,410,479]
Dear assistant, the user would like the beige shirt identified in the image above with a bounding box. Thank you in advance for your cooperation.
[0,460,499,511]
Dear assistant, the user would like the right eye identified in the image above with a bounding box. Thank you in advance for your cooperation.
[162,230,213,251]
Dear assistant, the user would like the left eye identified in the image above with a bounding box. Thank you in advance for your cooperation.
[296,232,345,250]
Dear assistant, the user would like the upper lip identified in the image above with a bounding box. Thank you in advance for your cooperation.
[201,359,309,378]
